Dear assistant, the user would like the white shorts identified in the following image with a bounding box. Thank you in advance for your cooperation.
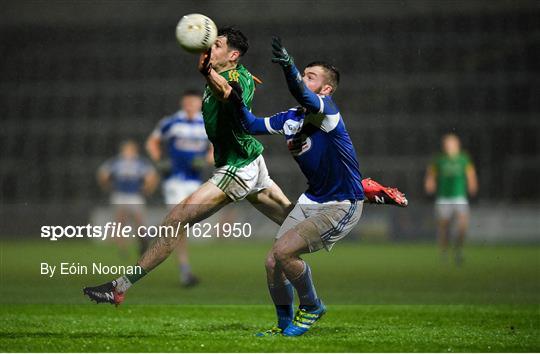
[276,194,363,252]
[163,177,202,206]
[435,197,470,220]
[110,192,145,213]
[209,155,273,201]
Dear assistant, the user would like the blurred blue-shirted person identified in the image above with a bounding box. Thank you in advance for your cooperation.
[97,140,158,257]
[146,90,213,286]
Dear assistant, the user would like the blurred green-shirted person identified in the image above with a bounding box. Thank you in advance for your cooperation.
[425,134,478,265]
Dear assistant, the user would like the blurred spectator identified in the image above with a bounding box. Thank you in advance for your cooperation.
[97,140,158,258]
[424,133,478,265]
[146,90,213,287]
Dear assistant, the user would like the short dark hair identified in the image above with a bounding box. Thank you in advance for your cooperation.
[218,26,249,57]
[182,89,202,98]
[305,61,340,92]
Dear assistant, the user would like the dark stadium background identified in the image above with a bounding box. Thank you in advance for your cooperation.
[0,0,539,240]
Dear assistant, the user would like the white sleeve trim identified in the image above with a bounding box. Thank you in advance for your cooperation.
[318,96,325,114]
[320,113,340,132]
[305,112,340,133]
[264,118,280,134]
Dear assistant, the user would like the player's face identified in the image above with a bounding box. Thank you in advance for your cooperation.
[442,136,460,156]
[181,95,202,119]
[210,36,240,70]
[121,143,138,159]
[303,66,333,96]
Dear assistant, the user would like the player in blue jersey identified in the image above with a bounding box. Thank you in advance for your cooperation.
[97,140,158,257]
[146,90,213,286]
[228,37,366,336]
[83,29,407,310]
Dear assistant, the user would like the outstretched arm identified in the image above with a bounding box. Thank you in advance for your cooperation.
[228,82,290,135]
[239,107,292,135]
[271,37,322,113]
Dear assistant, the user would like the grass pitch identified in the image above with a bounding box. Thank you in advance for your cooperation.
[0,239,539,352]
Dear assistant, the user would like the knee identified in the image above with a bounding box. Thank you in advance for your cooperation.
[265,253,277,272]
[272,244,290,266]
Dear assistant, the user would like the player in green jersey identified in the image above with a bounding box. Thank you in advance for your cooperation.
[83,27,408,306]
[201,59,263,169]
[84,27,294,305]
[425,133,478,265]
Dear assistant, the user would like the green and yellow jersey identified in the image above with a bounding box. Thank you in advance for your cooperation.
[430,152,473,199]
[202,64,264,168]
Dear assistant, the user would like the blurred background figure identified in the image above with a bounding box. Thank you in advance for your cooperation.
[425,133,478,265]
[97,140,159,258]
[146,89,213,287]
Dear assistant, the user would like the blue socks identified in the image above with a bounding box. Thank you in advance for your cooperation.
[268,280,294,329]
[268,261,321,328]
[290,261,320,312]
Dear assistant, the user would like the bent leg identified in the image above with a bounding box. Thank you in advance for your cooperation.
[272,228,319,309]
[273,229,310,279]
[246,181,293,225]
[271,226,327,337]
[264,248,294,330]
[265,248,287,286]
[83,183,230,304]
[138,182,230,271]
[260,202,305,332]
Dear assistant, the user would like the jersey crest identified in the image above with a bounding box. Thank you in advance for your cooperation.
[287,135,312,156]
[228,70,240,82]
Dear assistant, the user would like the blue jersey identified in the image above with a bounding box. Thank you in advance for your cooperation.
[100,156,154,195]
[237,64,364,203]
[152,110,209,181]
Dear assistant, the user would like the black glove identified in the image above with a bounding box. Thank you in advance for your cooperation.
[227,81,245,108]
[198,48,212,76]
[271,36,294,68]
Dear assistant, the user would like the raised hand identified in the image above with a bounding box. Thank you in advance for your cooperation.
[271,36,294,68]
[198,48,212,76]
